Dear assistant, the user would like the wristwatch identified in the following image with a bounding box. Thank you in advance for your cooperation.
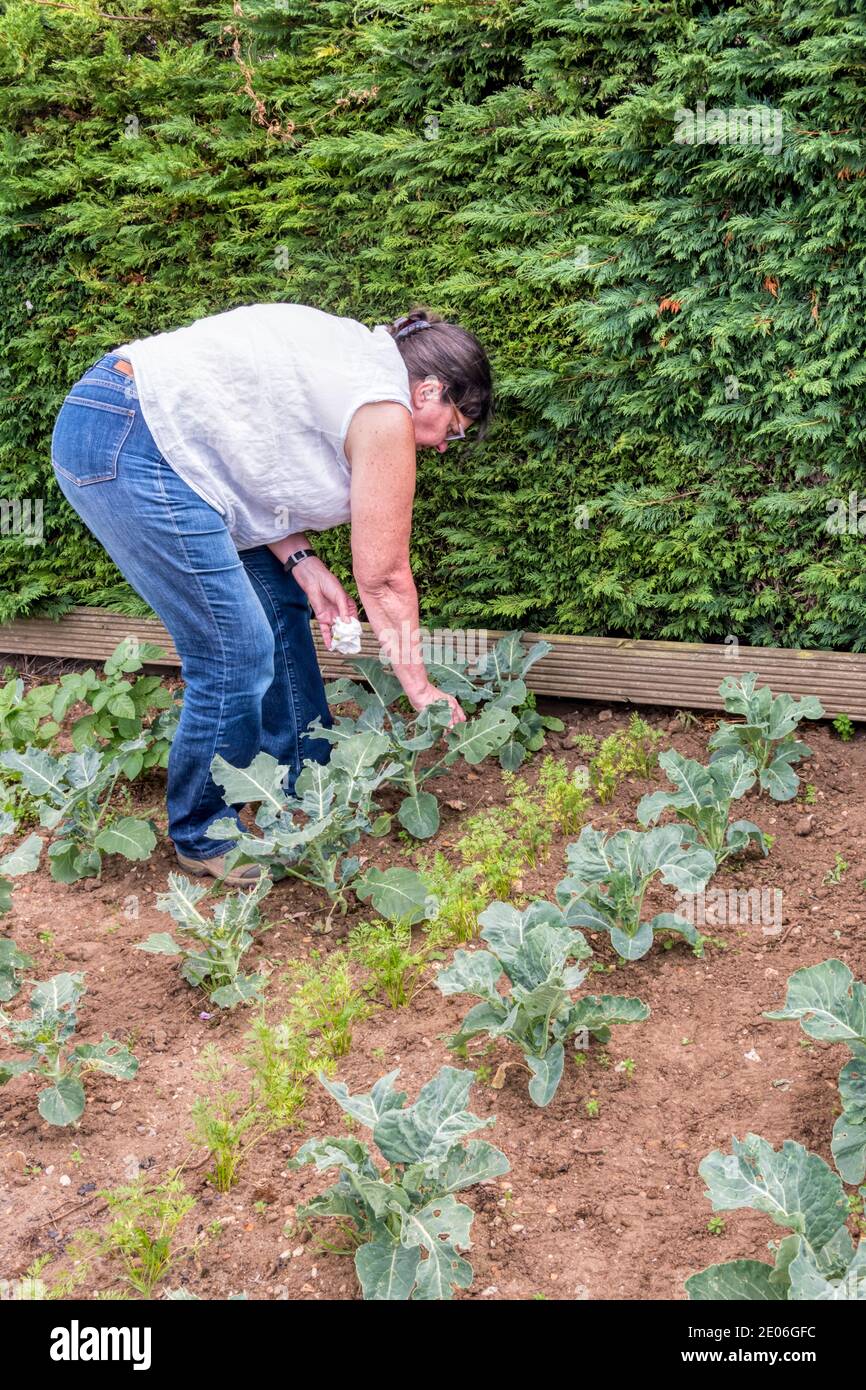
[283,548,316,574]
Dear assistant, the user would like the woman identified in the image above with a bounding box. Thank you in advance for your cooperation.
[50,304,493,884]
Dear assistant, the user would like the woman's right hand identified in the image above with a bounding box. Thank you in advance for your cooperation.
[409,682,466,728]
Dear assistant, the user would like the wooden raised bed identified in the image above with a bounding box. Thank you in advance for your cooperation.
[3,605,866,719]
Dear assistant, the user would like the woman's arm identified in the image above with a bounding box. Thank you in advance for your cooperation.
[345,402,464,722]
[267,532,311,566]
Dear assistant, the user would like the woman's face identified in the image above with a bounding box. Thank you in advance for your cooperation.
[410,376,473,453]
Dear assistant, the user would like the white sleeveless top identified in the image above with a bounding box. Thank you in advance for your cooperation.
[115,303,412,550]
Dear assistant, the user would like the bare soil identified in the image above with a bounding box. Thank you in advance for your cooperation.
[2,682,864,1301]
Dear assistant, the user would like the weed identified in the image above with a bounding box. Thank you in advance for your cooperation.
[284,950,373,1058]
[833,713,855,742]
[589,715,664,803]
[73,1171,199,1298]
[707,1215,726,1236]
[823,853,849,885]
[189,1046,269,1192]
[585,1097,600,1118]
[348,919,428,1009]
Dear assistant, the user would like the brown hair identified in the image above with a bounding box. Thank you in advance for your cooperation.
[386,309,493,438]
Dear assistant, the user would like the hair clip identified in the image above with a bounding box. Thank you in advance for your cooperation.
[395,320,434,339]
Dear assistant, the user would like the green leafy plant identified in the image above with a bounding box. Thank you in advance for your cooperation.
[317,680,517,839]
[437,632,562,770]
[708,674,824,801]
[537,755,590,835]
[290,1066,509,1300]
[284,950,373,1058]
[241,1013,327,1128]
[0,972,138,1125]
[824,853,849,885]
[189,1045,272,1192]
[0,938,33,1002]
[765,960,866,1184]
[0,746,156,882]
[416,852,486,947]
[437,899,648,1105]
[833,713,855,742]
[0,808,42,913]
[637,749,767,864]
[686,1134,864,1301]
[0,677,59,752]
[74,1171,199,1298]
[349,920,428,1009]
[208,741,391,913]
[136,873,271,1008]
[52,640,176,776]
[589,714,665,803]
[556,824,716,960]
[0,1253,85,1301]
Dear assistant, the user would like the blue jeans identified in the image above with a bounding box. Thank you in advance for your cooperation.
[50,352,332,859]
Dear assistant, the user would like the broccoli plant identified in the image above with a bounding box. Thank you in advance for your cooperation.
[0,809,42,913]
[313,697,517,839]
[209,738,393,912]
[686,1133,864,1301]
[708,673,824,801]
[637,749,768,865]
[0,746,156,882]
[0,972,138,1125]
[765,959,866,1184]
[436,900,649,1105]
[137,873,272,1008]
[419,632,562,771]
[290,1066,509,1300]
[0,939,34,1002]
[555,824,716,960]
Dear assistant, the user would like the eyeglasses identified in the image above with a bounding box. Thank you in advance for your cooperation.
[443,405,466,443]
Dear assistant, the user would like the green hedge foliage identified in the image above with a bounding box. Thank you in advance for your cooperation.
[2,1,865,648]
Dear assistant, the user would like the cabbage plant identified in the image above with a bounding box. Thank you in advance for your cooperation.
[708,673,824,801]
[0,808,42,913]
[437,900,649,1105]
[209,738,395,912]
[428,632,564,770]
[0,938,33,1003]
[137,873,272,1008]
[311,698,517,839]
[766,959,866,1184]
[637,748,767,864]
[0,746,156,882]
[556,824,716,960]
[687,1133,865,1301]
[0,972,138,1125]
[290,1066,509,1300]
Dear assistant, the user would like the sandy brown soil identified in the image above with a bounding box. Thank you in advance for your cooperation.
[1,681,864,1301]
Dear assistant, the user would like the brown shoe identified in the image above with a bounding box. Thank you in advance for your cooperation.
[175,850,263,886]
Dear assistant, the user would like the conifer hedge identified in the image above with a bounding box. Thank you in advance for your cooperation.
[2,1,865,648]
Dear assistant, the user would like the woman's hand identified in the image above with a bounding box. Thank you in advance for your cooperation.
[291,556,358,650]
[409,681,466,728]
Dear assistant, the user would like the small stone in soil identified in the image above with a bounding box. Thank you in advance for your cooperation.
[597,710,613,722]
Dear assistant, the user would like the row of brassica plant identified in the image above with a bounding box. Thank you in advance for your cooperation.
[687,959,866,1302]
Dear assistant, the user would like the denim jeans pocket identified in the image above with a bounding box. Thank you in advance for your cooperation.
[51,394,135,486]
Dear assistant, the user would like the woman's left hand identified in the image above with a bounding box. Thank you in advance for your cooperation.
[291,556,358,650]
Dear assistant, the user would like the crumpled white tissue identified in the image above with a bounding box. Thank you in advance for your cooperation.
[330,615,363,655]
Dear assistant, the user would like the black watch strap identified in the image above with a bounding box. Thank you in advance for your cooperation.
[283,548,316,574]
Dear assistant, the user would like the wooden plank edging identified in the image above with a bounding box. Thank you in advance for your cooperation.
[2,606,865,719]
